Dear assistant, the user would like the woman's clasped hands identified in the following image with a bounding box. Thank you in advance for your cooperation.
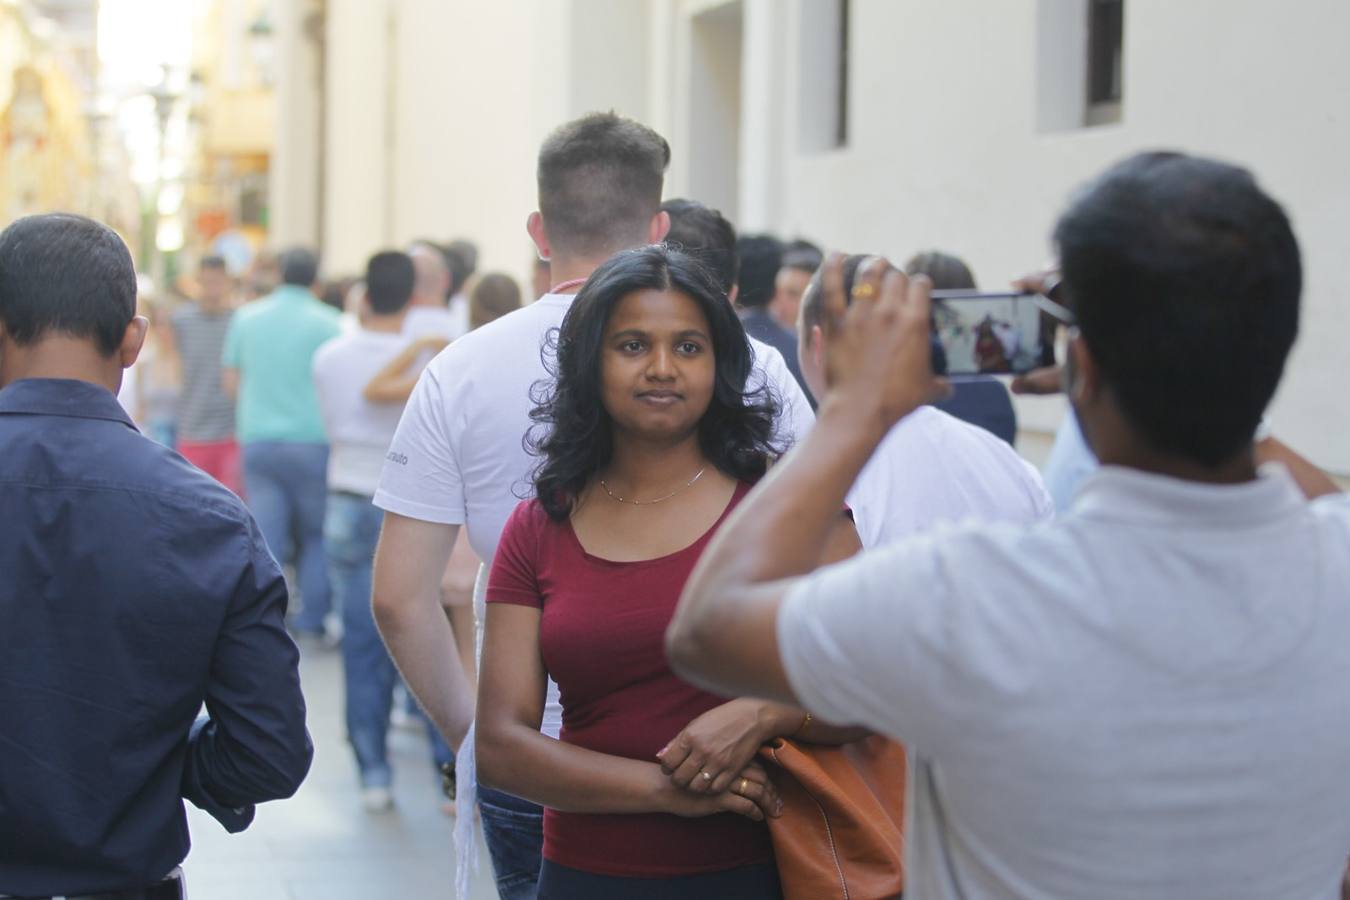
[656,698,791,822]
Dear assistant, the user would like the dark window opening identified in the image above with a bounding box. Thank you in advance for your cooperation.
[835,0,850,147]
[1086,0,1123,123]
[799,0,851,152]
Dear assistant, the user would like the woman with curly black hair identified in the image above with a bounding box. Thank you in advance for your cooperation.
[475,245,861,899]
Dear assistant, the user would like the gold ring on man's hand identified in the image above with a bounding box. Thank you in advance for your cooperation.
[852,282,877,299]
[738,777,749,795]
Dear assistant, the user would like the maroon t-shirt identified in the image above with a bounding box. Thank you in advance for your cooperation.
[487,481,773,878]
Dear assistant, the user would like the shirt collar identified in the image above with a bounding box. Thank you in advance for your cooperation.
[0,377,138,429]
[272,284,315,302]
[1069,462,1306,528]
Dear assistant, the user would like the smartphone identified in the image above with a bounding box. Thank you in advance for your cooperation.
[928,290,1059,376]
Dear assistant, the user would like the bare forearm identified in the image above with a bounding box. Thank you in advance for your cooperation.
[440,539,480,688]
[1257,437,1342,499]
[373,591,474,749]
[363,373,420,404]
[476,725,675,815]
[446,604,478,690]
[363,341,435,404]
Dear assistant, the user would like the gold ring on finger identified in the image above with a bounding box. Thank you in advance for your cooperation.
[701,771,713,783]
[738,777,749,795]
[851,282,877,300]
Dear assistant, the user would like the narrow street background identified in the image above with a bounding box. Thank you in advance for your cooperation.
[184,647,499,899]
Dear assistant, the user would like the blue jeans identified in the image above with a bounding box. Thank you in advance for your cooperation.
[479,787,543,900]
[326,491,456,786]
[325,491,397,786]
[242,441,331,634]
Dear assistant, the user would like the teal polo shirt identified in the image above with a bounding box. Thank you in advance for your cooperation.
[222,285,342,444]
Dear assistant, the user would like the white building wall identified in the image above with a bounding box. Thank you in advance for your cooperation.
[387,0,541,282]
[268,0,323,248]
[319,0,558,287]
[321,0,663,289]
[568,0,651,119]
[323,0,392,273]
[737,0,787,231]
[304,0,1348,471]
[761,0,1350,472]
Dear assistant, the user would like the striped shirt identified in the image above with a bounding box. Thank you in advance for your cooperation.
[171,303,236,442]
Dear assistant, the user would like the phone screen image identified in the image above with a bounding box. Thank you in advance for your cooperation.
[929,291,1051,375]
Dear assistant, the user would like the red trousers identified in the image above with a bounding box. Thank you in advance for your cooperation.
[178,438,243,496]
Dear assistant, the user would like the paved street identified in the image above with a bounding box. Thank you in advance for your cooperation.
[183,646,499,899]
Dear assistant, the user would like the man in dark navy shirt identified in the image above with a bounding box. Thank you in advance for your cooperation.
[0,214,312,899]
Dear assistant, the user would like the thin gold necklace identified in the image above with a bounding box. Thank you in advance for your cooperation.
[599,467,708,506]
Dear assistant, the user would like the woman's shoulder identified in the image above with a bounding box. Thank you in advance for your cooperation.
[495,497,576,574]
[504,496,560,532]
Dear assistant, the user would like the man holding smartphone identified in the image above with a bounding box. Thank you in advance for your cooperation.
[1008,276,1342,505]
[670,152,1350,899]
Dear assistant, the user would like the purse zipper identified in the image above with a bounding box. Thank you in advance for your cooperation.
[771,745,849,900]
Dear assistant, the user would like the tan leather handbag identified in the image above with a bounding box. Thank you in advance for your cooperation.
[757,735,907,900]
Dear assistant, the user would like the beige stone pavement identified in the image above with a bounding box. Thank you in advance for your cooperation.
[182,646,500,899]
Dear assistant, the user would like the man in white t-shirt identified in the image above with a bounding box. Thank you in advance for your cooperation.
[795,257,1054,547]
[442,238,477,337]
[669,152,1350,899]
[313,251,453,812]
[371,112,813,899]
[401,241,466,341]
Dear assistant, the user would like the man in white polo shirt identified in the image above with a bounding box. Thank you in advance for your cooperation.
[795,254,1054,547]
[668,152,1350,899]
[371,112,813,899]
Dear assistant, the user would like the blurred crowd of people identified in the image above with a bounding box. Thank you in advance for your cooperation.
[3,107,1350,900]
[112,237,531,814]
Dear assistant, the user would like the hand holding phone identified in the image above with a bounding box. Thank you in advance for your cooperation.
[819,254,952,426]
[928,290,1060,376]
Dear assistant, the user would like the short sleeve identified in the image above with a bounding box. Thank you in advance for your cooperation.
[221,312,242,368]
[373,365,467,524]
[748,341,815,450]
[845,454,894,549]
[776,532,1016,756]
[844,423,924,548]
[486,502,544,608]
